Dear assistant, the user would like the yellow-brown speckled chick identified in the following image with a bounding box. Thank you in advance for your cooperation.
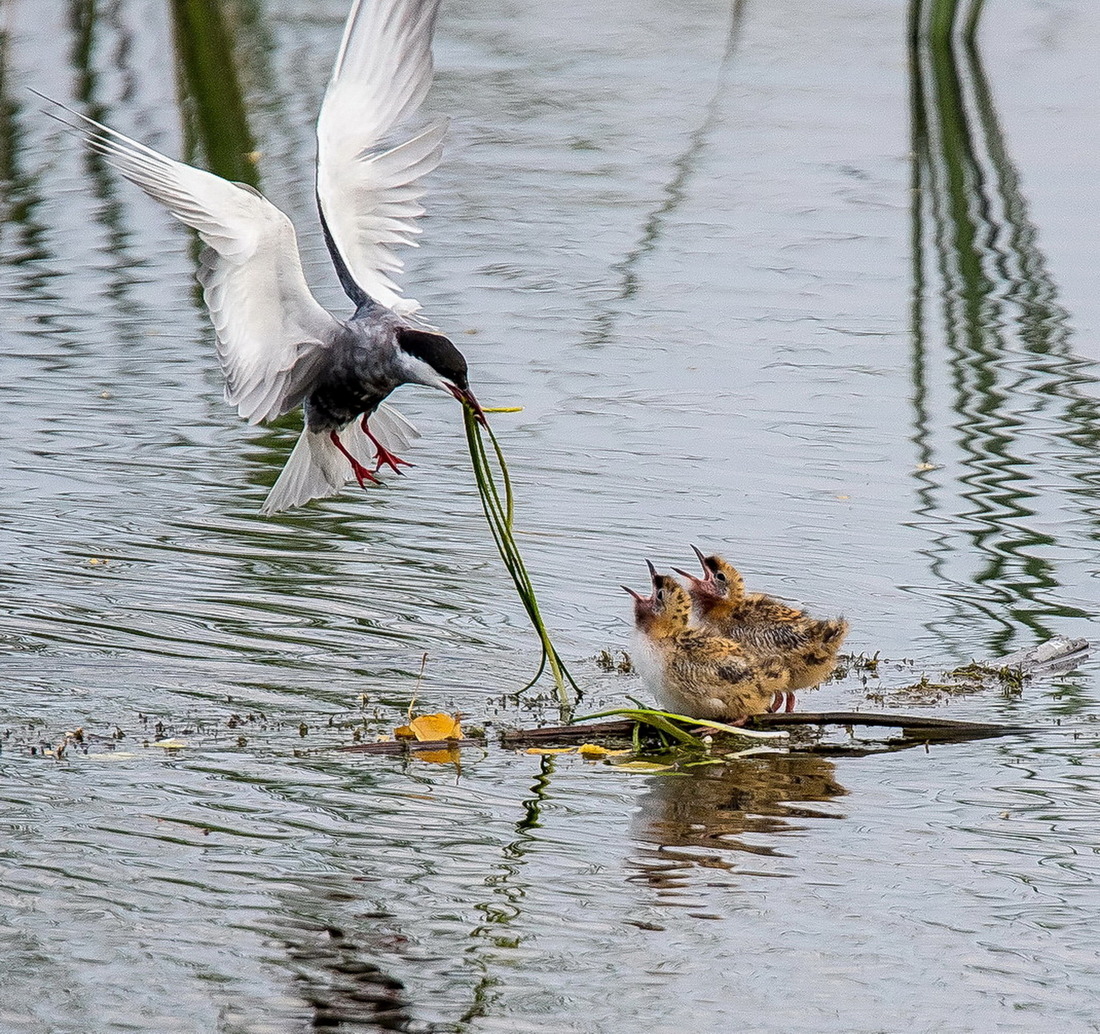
[675,548,849,693]
[624,563,790,723]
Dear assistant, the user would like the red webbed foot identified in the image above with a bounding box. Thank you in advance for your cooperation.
[361,416,413,475]
[372,442,413,475]
[330,430,380,488]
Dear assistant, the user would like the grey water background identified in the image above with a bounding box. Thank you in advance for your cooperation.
[3,0,1100,1030]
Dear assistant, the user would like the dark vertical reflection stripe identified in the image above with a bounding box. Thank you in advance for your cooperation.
[584,0,747,347]
[458,756,558,1028]
[0,17,48,272]
[67,0,146,322]
[170,0,259,187]
[908,0,1100,655]
[66,0,262,278]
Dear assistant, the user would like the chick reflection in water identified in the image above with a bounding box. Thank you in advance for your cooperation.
[628,755,848,886]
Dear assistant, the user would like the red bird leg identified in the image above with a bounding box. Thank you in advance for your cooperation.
[329,430,379,488]
[767,693,783,714]
[361,415,413,474]
[784,691,797,714]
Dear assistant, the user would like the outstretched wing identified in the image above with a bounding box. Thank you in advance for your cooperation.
[316,0,447,314]
[52,101,341,424]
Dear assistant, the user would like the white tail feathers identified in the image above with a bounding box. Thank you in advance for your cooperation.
[260,402,421,515]
[368,401,420,456]
[260,428,352,515]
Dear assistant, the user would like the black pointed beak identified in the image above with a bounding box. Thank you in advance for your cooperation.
[449,384,487,425]
[645,559,658,584]
[622,585,645,601]
[690,544,707,571]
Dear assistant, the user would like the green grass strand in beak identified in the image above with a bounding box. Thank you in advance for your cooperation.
[463,404,578,706]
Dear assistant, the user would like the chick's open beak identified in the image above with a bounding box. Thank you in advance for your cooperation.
[623,584,657,614]
[448,383,487,425]
[689,544,714,584]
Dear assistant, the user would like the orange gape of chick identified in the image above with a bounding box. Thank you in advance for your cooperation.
[675,547,849,695]
[624,562,790,724]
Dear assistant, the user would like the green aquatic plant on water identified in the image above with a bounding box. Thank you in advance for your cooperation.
[463,404,578,707]
[575,707,788,751]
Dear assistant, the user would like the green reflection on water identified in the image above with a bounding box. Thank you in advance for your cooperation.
[0,21,47,265]
[170,0,259,187]
[908,0,1100,655]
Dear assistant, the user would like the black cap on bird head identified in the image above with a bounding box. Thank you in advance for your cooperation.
[395,327,485,423]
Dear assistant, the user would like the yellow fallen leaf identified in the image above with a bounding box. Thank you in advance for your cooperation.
[152,739,187,750]
[415,748,460,765]
[394,713,462,741]
[525,746,577,755]
[483,406,524,413]
[577,743,630,758]
[611,761,673,772]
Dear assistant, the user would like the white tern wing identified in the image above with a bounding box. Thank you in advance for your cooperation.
[56,104,341,425]
[316,0,447,315]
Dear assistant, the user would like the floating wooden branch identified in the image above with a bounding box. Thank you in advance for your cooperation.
[499,711,1034,751]
[336,737,486,756]
[500,720,636,749]
[747,712,1034,735]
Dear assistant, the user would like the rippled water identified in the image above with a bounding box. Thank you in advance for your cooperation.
[2,0,1099,1031]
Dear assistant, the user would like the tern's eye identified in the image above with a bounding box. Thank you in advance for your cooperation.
[715,572,727,585]
[656,589,666,602]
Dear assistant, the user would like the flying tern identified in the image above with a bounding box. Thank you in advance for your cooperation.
[48,0,482,514]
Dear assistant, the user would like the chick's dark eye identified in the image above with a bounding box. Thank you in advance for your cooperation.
[656,590,666,602]
[715,572,727,584]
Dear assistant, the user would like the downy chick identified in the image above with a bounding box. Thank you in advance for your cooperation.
[675,547,849,698]
[624,562,790,723]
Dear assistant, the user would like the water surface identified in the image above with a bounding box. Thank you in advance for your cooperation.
[2,0,1099,1031]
